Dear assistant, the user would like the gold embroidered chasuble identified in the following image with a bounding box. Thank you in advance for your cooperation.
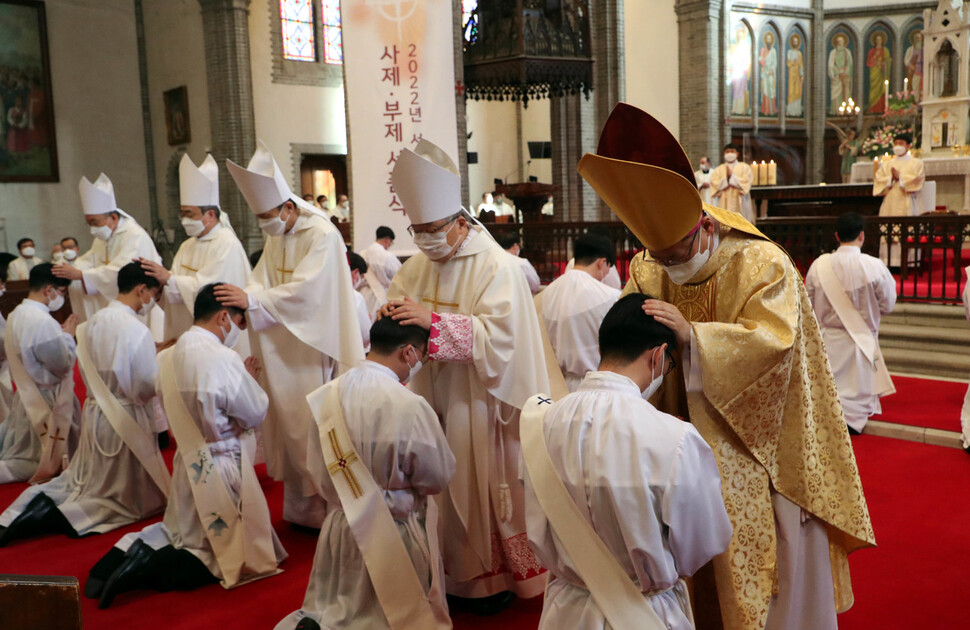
[624,223,875,630]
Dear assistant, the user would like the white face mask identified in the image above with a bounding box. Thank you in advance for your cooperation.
[258,214,288,237]
[63,249,78,261]
[893,145,908,157]
[724,152,738,164]
[353,275,365,290]
[641,352,666,401]
[664,229,719,285]
[21,247,35,258]
[0,287,6,298]
[47,291,65,313]
[403,346,423,384]
[413,220,459,261]
[221,316,241,349]
[52,252,65,264]
[137,295,156,317]
[90,225,113,241]
[181,217,206,237]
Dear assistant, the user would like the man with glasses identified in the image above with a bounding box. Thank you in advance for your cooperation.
[579,104,874,630]
[381,140,551,613]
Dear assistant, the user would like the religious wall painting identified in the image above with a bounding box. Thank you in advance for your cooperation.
[785,29,806,119]
[827,28,855,116]
[730,21,753,118]
[864,26,894,114]
[163,86,191,146]
[0,0,58,182]
[903,22,924,102]
[759,28,780,117]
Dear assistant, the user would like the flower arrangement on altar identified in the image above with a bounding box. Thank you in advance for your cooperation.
[861,122,916,158]
[884,89,919,119]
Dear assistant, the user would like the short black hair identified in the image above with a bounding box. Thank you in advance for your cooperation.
[369,317,430,355]
[60,237,78,248]
[16,237,34,250]
[316,195,327,203]
[376,226,395,240]
[836,212,866,242]
[197,205,221,219]
[349,252,368,274]
[894,133,913,145]
[496,232,521,250]
[117,261,161,294]
[598,293,678,364]
[724,143,740,153]
[28,263,71,291]
[574,233,616,267]
[0,262,8,283]
[193,282,244,323]
[249,249,263,268]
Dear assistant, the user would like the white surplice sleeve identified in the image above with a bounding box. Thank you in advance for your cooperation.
[124,324,159,405]
[400,398,456,497]
[873,262,898,315]
[30,321,77,382]
[662,427,733,576]
[224,357,269,431]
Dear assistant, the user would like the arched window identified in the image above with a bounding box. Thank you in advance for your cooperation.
[322,0,342,64]
[463,0,479,45]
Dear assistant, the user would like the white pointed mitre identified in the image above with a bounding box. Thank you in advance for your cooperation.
[391,139,462,225]
[179,153,220,207]
[79,173,119,215]
[226,139,294,214]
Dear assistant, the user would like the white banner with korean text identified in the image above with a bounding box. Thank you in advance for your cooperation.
[343,0,459,256]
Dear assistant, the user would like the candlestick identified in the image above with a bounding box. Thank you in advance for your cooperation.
[768,160,777,186]
[885,79,889,111]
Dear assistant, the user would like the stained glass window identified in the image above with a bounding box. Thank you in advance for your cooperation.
[322,0,343,65]
[462,0,479,44]
[281,0,316,62]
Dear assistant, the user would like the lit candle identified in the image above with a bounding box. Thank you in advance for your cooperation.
[885,79,889,111]
[904,77,909,94]
[768,160,777,186]
[760,160,769,184]
[752,160,760,186]
[873,155,879,177]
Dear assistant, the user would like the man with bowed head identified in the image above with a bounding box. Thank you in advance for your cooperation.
[382,139,550,613]
[578,103,874,630]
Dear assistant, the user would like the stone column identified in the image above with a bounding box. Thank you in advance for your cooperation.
[675,0,724,164]
[197,0,259,251]
[549,0,623,222]
[807,0,826,183]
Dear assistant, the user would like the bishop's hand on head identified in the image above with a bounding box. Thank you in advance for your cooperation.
[52,263,82,282]
[138,257,171,285]
[641,299,690,349]
[384,296,432,330]
[213,283,249,310]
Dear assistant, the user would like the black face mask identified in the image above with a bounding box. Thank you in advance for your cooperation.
[701,166,710,173]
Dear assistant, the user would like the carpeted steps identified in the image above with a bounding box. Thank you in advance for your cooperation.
[879,303,970,380]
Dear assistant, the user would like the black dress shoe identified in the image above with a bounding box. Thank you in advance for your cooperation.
[295,618,322,630]
[0,493,73,547]
[447,591,516,616]
[99,539,155,609]
[85,547,127,599]
[847,426,862,436]
[157,431,170,450]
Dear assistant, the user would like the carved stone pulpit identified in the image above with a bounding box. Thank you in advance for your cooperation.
[494,182,558,223]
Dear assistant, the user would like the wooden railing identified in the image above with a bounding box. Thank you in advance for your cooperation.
[486,215,970,304]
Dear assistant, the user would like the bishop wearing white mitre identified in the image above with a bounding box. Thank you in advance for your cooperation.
[53,174,165,340]
[0,262,168,546]
[140,154,251,353]
[805,212,897,434]
[220,140,364,528]
[538,233,620,392]
[0,265,81,485]
[383,140,550,605]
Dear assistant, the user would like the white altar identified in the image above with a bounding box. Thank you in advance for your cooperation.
[850,156,960,212]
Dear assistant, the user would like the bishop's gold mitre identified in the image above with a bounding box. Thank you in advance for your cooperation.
[578,103,757,251]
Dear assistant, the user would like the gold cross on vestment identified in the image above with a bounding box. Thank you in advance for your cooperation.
[327,429,363,499]
[277,250,294,283]
[180,263,199,273]
[421,276,459,312]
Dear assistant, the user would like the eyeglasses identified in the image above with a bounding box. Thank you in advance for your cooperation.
[407,218,456,237]
[664,352,677,376]
[645,229,701,267]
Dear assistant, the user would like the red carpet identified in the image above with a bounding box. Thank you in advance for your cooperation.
[872,375,966,432]
[0,416,965,628]
[891,248,969,303]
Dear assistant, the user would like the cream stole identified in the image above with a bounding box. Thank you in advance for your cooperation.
[307,379,450,629]
[75,322,169,496]
[4,333,76,484]
[158,351,279,588]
